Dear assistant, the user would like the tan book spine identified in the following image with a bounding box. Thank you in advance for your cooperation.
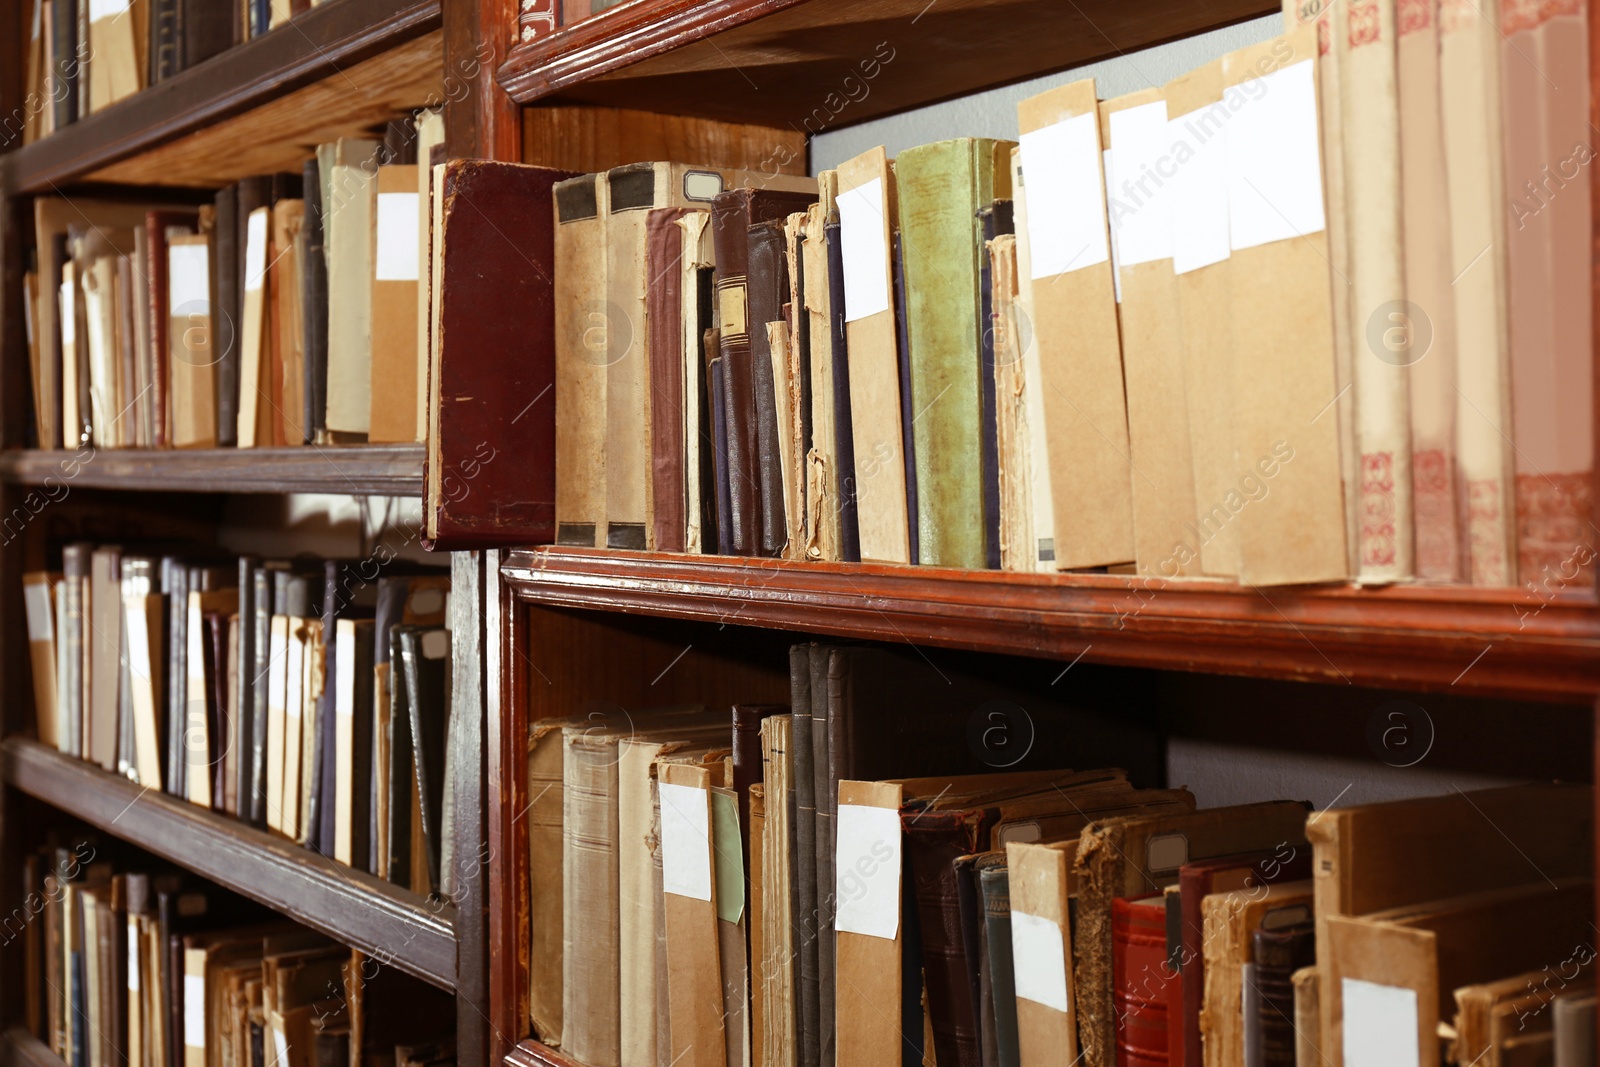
[780,212,808,561]
[802,180,840,562]
[183,945,207,1067]
[271,201,307,447]
[660,762,728,1067]
[990,233,1031,572]
[1292,966,1320,1067]
[748,784,767,1062]
[1009,146,1056,572]
[325,157,378,436]
[526,717,566,1044]
[1397,0,1464,581]
[369,165,422,444]
[1006,841,1079,1067]
[618,739,666,1064]
[297,620,322,845]
[62,264,81,449]
[1016,80,1135,569]
[281,618,306,834]
[237,207,271,448]
[679,211,716,555]
[836,148,911,564]
[168,235,217,449]
[415,110,446,444]
[124,591,164,789]
[88,547,121,772]
[1341,0,1415,580]
[563,730,622,1067]
[552,172,609,548]
[24,572,60,748]
[759,715,796,1067]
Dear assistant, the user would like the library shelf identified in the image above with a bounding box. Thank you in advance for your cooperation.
[500,547,1600,702]
[0,1028,62,1067]
[497,0,1276,127]
[2,0,441,193]
[0,737,457,990]
[0,443,424,496]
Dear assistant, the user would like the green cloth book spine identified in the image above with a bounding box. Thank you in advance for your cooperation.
[895,138,1015,569]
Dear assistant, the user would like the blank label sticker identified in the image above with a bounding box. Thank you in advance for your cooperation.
[834,803,901,939]
[244,210,269,292]
[169,245,210,314]
[1224,59,1326,251]
[1011,910,1069,1012]
[660,781,712,901]
[1343,978,1419,1067]
[376,191,422,282]
[1020,112,1110,279]
[1106,100,1173,267]
[838,178,891,322]
[1169,104,1232,274]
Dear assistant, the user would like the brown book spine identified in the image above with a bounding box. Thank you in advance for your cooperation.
[748,219,794,558]
[712,190,762,557]
[646,208,690,553]
[1253,923,1314,1067]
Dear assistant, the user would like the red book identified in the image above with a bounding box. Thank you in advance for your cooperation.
[1113,894,1174,1067]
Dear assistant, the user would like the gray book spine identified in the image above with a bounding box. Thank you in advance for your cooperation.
[1554,993,1596,1067]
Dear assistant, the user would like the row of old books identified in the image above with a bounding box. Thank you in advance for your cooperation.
[525,648,1596,1067]
[22,551,460,900]
[543,5,1591,590]
[17,0,317,145]
[15,846,455,1067]
[24,115,443,452]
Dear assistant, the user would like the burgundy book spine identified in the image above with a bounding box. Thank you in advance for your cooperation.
[1113,896,1173,1067]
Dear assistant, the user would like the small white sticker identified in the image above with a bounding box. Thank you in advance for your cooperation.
[1019,111,1110,279]
[421,629,448,659]
[88,0,129,20]
[60,282,75,345]
[834,803,901,940]
[184,972,206,1046]
[244,210,269,292]
[1343,978,1419,1067]
[24,581,52,642]
[124,605,149,674]
[127,924,140,989]
[273,1027,289,1067]
[1224,59,1326,251]
[1011,910,1069,1012]
[660,782,712,901]
[375,191,421,282]
[168,244,211,314]
[1106,101,1173,267]
[838,177,891,322]
[1169,106,1232,274]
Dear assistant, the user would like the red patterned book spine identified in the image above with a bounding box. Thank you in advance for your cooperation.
[1113,896,1173,1067]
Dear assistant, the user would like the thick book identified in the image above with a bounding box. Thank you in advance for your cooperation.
[552,172,608,549]
[143,209,198,449]
[894,137,1012,570]
[1112,895,1171,1067]
[427,161,577,547]
[24,571,60,749]
[526,714,585,1047]
[370,164,423,444]
[321,140,381,438]
[646,207,694,552]
[88,546,122,772]
[1199,880,1311,1067]
[333,618,376,869]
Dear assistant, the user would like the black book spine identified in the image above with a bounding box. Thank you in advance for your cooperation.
[399,626,447,897]
[248,567,272,826]
[976,203,1011,571]
[385,626,413,887]
[48,235,70,450]
[212,184,240,447]
[49,0,78,131]
[824,220,859,562]
[348,623,375,874]
[302,158,328,443]
[892,231,918,565]
[151,0,180,82]
[180,0,232,69]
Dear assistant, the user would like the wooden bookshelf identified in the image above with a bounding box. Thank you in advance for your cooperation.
[0,1028,63,1067]
[497,0,1277,126]
[0,443,425,495]
[3,0,441,193]
[1,737,457,991]
[500,548,1600,702]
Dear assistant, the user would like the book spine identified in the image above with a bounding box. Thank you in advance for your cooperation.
[300,158,325,445]
[711,192,761,556]
[747,219,792,557]
[552,173,607,548]
[517,0,557,41]
[979,866,1020,1067]
[646,209,688,553]
[892,231,920,565]
[151,0,179,81]
[823,218,860,563]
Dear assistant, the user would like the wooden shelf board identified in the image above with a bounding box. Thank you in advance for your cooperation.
[506,1040,577,1067]
[0,444,424,495]
[5,0,441,193]
[1,738,456,990]
[501,548,1600,701]
[0,1028,63,1067]
[499,0,1275,127]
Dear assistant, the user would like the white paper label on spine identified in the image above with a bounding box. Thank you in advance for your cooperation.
[88,0,129,20]
[1106,100,1173,267]
[838,178,891,322]
[659,781,712,901]
[168,245,210,314]
[1019,111,1110,279]
[1010,910,1069,1012]
[60,282,75,345]
[244,210,269,292]
[1223,59,1326,251]
[833,803,901,940]
[375,191,422,281]
[127,924,140,989]
[183,973,206,1046]
[1342,978,1419,1067]
[1168,105,1233,274]
[24,581,52,641]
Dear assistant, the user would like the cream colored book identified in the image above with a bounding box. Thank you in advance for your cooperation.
[1006,840,1080,1067]
[281,617,307,834]
[1440,0,1515,584]
[23,571,59,749]
[320,138,382,437]
[1016,80,1134,569]
[1397,0,1462,581]
[836,147,911,563]
[552,170,609,548]
[990,232,1033,572]
[237,207,271,447]
[1340,0,1414,581]
[86,0,144,113]
[124,590,164,789]
[801,178,839,562]
[414,109,446,443]
[264,615,289,835]
[62,265,81,448]
[1009,145,1056,572]
[1102,88,1200,578]
[680,210,716,555]
[272,200,307,445]
[82,253,121,448]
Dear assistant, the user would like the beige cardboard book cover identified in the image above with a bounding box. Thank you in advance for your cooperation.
[1006,840,1079,1067]
[1199,880,1312,1067]
[1166,60,1241,579]
[1327,879,1591,1067]
[1453,969,1595,1066]
[1016,79,1135,569]
[1008,146,1057,573]
[370,165,422,444]
[659,761,728,1067]
[1101,89,1202,578]
[1439,0,1515,585]
[802,176,841,563]
[23,572,59,750]
[1221,29,1348,585]
[1283,0,1361,576]
[990,232,1034,572]
[1305,783,1592,1066]
[1397,0,1463,581]
[834,779,905,1067]
[1340,0,1415,581]
[836,148,911,564]
[1292,965,1320,1066]
[553,172,609,548]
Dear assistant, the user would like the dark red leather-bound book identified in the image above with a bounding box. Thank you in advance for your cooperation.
[1113,894,1174,1067]
[425,160,578,548]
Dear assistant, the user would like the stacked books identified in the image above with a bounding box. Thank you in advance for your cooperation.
[24,113,445,451]
[22,552,458,899]
[544,10,1591,590]
[17,0,315,145]
[14,853,456,1067]
[525,643,1596,1067]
